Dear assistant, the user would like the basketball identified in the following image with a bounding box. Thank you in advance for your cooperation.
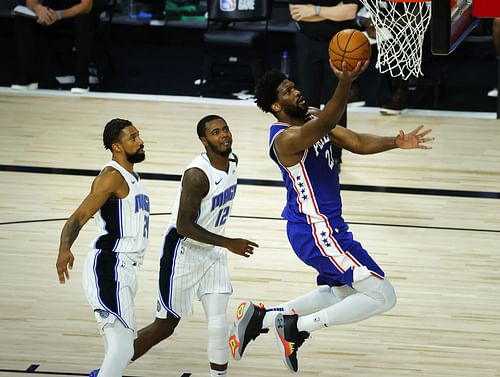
[328,29,371,70]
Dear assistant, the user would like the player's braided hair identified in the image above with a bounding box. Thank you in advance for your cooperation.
[103,118,132,150]
[254,69,286,114]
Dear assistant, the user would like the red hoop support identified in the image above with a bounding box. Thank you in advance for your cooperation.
[473,0,500,17]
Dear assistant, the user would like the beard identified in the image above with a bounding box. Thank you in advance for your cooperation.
[206,140,232,157]
[283,103,308,119]
[126,149,145,163]
[219,147,232,157]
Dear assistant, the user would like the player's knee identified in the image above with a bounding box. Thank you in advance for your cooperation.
[353,273,397,312]
[381,279,397,311]
[207,313,229,365]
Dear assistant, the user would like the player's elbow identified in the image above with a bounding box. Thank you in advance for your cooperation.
[341,5,358,21]
[79,0,93,14]
[175,220,190,238]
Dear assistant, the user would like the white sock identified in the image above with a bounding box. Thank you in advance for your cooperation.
[297,308,330,332]
[262,307,283,329]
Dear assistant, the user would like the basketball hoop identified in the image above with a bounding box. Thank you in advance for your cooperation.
[358,0,431,80]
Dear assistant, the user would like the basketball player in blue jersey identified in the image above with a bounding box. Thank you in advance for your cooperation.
[228,63,434,372]
[56,118,149,377]
[130,115,258,377]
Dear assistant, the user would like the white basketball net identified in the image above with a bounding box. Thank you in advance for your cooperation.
[358,0,431,79]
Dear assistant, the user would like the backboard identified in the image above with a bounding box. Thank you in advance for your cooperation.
[431,0,480,55]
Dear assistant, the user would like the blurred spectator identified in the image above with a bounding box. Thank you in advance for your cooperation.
[379,77,409,115]
[289,1,362,107]
[357,7,409,115]
[289,0,361,168]
[11,0,98,93]
[487,17,500,98]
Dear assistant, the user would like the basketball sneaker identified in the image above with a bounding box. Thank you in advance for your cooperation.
[228,300,269,360]
[380,87,408,115]
[70,86,90,94]
[10,82,38,91]
[347,83,366,108]
[88,369,99,377]
[274,313,310,373]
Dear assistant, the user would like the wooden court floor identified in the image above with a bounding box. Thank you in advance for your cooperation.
[0,91,499,377]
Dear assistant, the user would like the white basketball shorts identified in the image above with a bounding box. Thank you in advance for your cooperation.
[156,228,232,318]
[82,249,139,335]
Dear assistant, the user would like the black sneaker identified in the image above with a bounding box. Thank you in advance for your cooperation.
[380,87,408,115]
[274,313,309,373]
[71,77,90,94]
[229,300,269,360]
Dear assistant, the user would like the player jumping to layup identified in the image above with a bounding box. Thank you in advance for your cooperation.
[229,62,434,372]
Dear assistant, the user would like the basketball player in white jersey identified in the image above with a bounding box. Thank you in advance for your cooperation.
[56,118,149,377]
[131,115,258,377]
[229,64,434,372]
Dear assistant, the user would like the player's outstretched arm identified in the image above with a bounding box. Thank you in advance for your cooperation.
[330,124,434,154]
[176,168,258,258]
[56,170,122,284]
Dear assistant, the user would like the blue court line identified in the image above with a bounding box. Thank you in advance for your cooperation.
[1,164,499,199]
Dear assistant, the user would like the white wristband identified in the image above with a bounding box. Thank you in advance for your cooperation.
[56,10,62,20]
[315,5,321,16]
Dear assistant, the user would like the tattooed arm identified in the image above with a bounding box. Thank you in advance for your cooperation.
[56,168,127,283]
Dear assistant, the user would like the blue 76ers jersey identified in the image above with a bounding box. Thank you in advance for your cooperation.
[269,122,343,225]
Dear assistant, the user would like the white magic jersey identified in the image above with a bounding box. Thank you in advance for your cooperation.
[156,153,237,317]
[169,152,238,250]
[92,160,150,264]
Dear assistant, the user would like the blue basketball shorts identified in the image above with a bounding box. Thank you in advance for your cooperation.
[286,220,385,287]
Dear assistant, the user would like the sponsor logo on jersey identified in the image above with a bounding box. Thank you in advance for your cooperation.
[96,309,109,319]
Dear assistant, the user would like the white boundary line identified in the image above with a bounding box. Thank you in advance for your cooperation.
[0,86,497,119]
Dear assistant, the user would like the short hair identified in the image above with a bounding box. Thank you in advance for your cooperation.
[197,114,224,138]
[254,69,286,114]
[103,118,132,150]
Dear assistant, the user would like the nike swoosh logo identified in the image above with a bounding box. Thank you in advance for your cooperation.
[215,178,223,185]
[131,181,136,184]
